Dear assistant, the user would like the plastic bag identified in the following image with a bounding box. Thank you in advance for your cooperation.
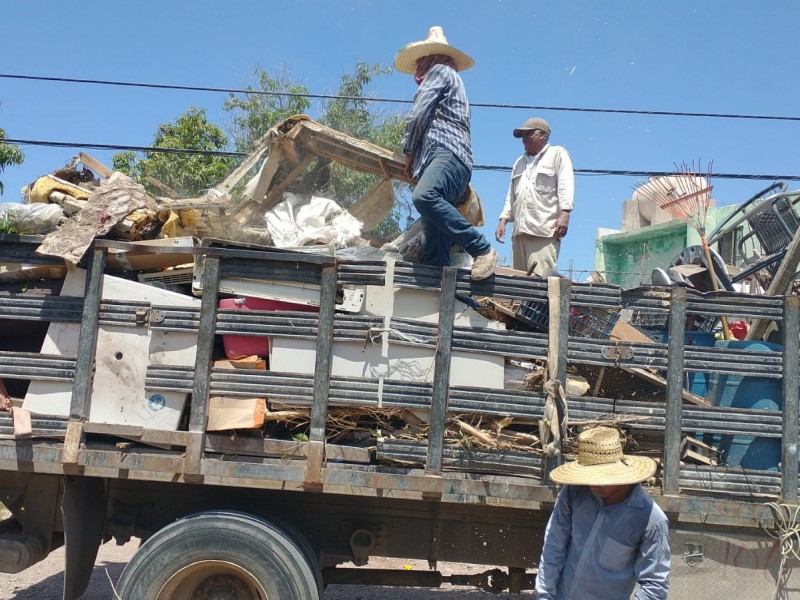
[265,193,363,248]
[0,203,66,234]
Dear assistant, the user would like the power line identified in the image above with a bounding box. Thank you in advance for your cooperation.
[3,73,800,122]
[476,164,800,181]
[4,138,246,158]
[0,73,400,104]
[6,137,800,181]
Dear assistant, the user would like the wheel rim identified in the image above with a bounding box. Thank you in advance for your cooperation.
[156,560,269,600]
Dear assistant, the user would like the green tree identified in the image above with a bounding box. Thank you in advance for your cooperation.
[223,66,311,152]
[317,62,408,239]
[112,107,233,197]
[0,127,24,196]
[226,63,410,239]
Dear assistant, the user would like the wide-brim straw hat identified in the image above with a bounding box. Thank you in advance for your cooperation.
[549,427,657,486]
[394,26,475,74]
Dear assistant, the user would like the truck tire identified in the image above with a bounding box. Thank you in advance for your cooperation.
[115,510,321,600]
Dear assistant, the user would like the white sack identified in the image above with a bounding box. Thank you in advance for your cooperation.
[265,193,363,248]
[0,203,65,234]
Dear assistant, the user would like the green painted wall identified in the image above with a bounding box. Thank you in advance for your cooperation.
[597,220,688,289]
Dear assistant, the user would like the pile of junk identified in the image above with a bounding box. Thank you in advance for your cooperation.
[1,115,798,477]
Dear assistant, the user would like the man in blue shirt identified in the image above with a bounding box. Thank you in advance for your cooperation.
[536,427,670,600]
[395,27,497,280]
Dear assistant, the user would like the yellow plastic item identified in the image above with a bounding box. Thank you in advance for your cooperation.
[27,175,91,204]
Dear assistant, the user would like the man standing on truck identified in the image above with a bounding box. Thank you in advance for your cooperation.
[395,26,498,281]
[495,117,574,276]
[535,427,670,600]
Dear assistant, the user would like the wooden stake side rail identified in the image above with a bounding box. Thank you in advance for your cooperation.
[1,238,798,528]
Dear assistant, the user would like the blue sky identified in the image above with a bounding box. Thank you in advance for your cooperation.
[2,0,799,277]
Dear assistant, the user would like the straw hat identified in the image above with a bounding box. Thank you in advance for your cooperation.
[394,26,475,74]
[513,117,551,138]
[548,427,656,486]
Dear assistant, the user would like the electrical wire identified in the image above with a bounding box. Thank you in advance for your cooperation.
[2,138,246,158]
[6,137,799,182]
[4,73,800,122]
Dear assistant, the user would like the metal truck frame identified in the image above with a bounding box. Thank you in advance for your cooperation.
[0,234,798,599]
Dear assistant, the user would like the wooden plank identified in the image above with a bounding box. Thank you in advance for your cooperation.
[77,152,113,178]
[299,129,411,184]
[184,256,220,475]
[61,421,84,466]
[11,407,32,438]
[427,268,458,475]
[663,286,688,494]
[304,266,338,486]
[625,367,709,406]
[249,141,285,206]
[145,176,179,198]
[262,156,314,211]
[303,440,325,489]
[348,178,395,230]
[280,136,301,168]
[543,277,570,482]
[69,248,106,421]
[83,422,188,447]
[216,141,270,194]
[204,434,371,464]
[781,295,799,501]
[747,224,800,341]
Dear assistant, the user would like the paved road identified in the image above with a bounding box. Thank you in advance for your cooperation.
[0,541,534,599]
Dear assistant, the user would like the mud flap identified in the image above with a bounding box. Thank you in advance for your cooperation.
[62,476,106,600]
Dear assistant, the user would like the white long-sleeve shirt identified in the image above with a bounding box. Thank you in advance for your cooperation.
[499,144,574,238]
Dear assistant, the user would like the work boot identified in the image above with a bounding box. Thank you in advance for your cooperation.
[471,248,497,281]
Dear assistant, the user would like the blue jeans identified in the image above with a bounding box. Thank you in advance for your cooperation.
[412,150,491,267]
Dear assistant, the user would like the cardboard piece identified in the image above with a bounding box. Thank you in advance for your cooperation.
[105,237,196,271]
[11,407,32,438]
[0,263,67,283]
[214,356,267,371]
[207,396,267,431]
[609,319,655,345]
[207,356,267,431]
[681,435,719,466]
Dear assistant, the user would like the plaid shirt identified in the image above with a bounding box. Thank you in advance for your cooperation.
[402,64,472,179]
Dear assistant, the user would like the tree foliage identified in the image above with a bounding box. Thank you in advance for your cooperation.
[111,64,409,239]
[224,62,409,239]
[112,107,233,197]
[0,127,24,196]
[223,67,311,152]
[316,62,407,239]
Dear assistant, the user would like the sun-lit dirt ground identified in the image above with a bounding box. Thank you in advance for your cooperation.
[0,540,534,599]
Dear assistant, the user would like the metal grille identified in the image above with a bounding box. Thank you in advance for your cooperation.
[516,299,620,339]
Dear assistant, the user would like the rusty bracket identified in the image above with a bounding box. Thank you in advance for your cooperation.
[133,308,164,327]
[601,345,633,361]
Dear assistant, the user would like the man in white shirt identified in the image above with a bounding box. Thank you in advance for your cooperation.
[495,118,574,275]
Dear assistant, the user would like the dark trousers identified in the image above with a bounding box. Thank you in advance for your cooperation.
[412,150,490,267]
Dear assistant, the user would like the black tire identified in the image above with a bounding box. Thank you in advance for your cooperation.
[115,510,321,600]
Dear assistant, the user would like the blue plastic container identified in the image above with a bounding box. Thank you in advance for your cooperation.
[692,340,783,471]
[676,331,717,397]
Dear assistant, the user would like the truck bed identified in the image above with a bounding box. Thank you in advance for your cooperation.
[1,234,798,596]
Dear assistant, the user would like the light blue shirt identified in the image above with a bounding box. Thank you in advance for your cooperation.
[402,64,472,179]
[535,484,670,600]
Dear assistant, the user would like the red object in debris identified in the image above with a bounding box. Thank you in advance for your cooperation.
[729,320,748,340]
[219,296,318,359]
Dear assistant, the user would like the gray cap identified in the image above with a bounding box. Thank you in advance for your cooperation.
[513,117,551,138]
